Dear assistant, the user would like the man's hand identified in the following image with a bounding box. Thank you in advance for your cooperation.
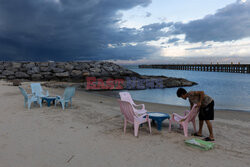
[180,119,185,122]
[196,102,201,108]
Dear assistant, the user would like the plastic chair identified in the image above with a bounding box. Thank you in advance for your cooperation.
[55,87,75,110]
[119,92,147,115]
[30,83,49,98]
[19,87,42,109]
[169,104,199,137]
[117,99,151,137]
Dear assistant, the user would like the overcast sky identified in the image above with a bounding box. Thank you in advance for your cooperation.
[0,0,250,64]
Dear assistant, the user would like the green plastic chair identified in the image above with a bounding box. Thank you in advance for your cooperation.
[19,87,42,109]
[55,87,75,110]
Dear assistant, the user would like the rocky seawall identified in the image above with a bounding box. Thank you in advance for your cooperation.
[0,61,197,90]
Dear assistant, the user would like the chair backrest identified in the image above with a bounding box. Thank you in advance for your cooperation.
[63,87,75,100]
[30,83,43,96]
[117,99,135,124]
[185,104,199,122]
[19,87,28,99]
[119,92,135,105]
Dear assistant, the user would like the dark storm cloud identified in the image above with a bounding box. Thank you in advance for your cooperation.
[173,1,250,43]
[1,0,250,61]
[0,0,153,61]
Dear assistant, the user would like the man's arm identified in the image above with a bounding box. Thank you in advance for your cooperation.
[189,102,194,110]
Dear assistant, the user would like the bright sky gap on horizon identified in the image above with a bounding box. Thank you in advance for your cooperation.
[0,0,250,64]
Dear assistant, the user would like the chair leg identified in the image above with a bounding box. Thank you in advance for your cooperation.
[169,117,174,131]
[148,119,152,134]
[134,123,139,137]
[123,118,127,134]
[28,100,32,110]
[61,102,65,110]
[168,119,171,132]
[192,120,197,132]
[38,99,42,108]
[183,123,188,137]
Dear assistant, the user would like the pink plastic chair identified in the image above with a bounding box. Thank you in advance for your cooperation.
[119,92,147,115]
[169,104,199,137]
[117,99,151,137]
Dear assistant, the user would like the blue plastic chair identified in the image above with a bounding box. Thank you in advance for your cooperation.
[55,87,75,110]
[19,87,42,109]
[30,83,49,98]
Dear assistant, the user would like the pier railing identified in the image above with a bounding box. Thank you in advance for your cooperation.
[138,64,250,73]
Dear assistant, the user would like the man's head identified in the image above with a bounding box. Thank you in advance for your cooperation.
[177,88,187,99]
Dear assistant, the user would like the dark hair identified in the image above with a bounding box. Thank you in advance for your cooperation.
[177,88,187,97]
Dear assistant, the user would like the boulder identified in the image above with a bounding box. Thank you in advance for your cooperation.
[40,67,49,72]
[7,75,15,80]
[2,70,14,76]
[71,70,82,77]
[40,62,49,67]
[31,74,42,80]
[3,62,12,69]
[56,62,65,69]
[65,64,74,71]
[82,72,90,77]
[15,72,30,78]
[12,62,22,69]
[12,80,21,86]
[52,68,65,73]
[24,62,36,69]
[55,72,69,77]
[0,75,6,79]
[27,67,40,74]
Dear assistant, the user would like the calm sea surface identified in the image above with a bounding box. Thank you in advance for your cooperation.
[124,65,250,112]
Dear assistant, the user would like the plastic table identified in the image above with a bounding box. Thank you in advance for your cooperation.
[42,96,56,107]
[147,112,170,131]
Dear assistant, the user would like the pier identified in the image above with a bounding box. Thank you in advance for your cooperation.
[138,64,250,73]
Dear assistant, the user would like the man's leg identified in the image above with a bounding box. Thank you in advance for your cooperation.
[197,120,204,136]
[205,120,214,139]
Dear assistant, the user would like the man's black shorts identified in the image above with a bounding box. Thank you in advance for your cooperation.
[199,100,214,120]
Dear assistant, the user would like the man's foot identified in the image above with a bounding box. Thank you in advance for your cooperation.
[203,137,215,141]
[192,132,203,137]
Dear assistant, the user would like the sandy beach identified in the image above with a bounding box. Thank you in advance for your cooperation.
[0,80,249,167]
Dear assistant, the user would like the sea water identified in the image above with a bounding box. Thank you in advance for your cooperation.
[124,65,250,112]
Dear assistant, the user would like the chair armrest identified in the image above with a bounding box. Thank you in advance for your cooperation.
[134,108,147,114]
[44,90,49,96]
[132,103,145,110]
[172,113,186,122]
[137,113,148,118]
[56,95,61,100]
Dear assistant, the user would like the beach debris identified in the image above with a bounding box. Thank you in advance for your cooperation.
[12,80,21,86]
[66,155,75,163]
[185,138,215,151]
